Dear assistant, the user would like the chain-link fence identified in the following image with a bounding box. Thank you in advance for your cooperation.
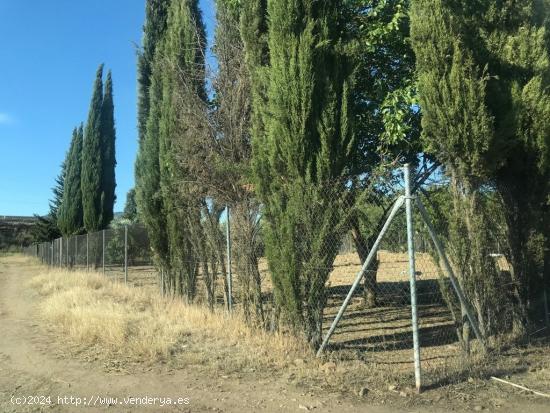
[23,164,550,391]
[28,223,160,291]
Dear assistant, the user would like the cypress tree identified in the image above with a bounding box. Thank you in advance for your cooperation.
[158,0,206,301]
[100,70,116,227]
[240,0,269,149]
[245,0,356,346]
[50,161,66,230]
[135,0,171,277]
[82,64,104,232]
[136,0,170,147]
[137,56,171,274]
[411,0,550,337]
[58,125,84,235]
[32,163,65,241]
[211,0,265,323]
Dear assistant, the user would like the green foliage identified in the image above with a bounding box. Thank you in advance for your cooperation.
[244,0,357,346]
[100,71,116,227]
[31,214,60,242]
[81,65,117,232]
[50,163,65,224]
[123,188,138,222]
[136,0,206,300]
[105,219,149,266]
[159,0,206,300]
[240,0,269,159]
[58,125,84,235]
[82,64,105,232]
[351,0,420,169]
[411,0,550,333]
[134,1,171,265]
[32,161,65,241]
[135,0,170,231]
[136,56,169,270]
[134,0,170,269]
[137,0,171,147]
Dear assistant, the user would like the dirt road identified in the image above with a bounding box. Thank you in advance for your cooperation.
[0,255,548,412]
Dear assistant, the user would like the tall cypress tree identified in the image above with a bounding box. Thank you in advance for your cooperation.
[136,0,171,147]
[82,64,104,232]
[244,0,356,346]
[58,125,84,235]
[100,70,116,227]
[139,58,171,273]
[135,0,171,276]
[240,0,269,149]
[158,0,206,301]
[209,0,265,322]
[411,0,550,337]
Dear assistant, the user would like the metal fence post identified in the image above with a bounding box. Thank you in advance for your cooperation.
[102,229,105,276]
[317,195,406,356]
[404,163,422,393]
[226,205,233,312]
[60,237,63,268]
[86,233,89,272]
[50,241,53,266]
[75,236,78,268]
[124,225,128,284]
[544,290,549,328]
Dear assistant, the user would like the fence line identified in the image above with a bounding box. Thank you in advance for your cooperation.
[22,166,549,390]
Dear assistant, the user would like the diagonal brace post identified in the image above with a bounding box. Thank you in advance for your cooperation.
[415,196,486,351]
[316,195,406,356]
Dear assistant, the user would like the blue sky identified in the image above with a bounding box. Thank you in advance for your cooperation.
[0,0,216,216]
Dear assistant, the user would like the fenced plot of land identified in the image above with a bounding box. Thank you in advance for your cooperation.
[87,249,466,387]
[3,254,550,412]
[29,222,545,391]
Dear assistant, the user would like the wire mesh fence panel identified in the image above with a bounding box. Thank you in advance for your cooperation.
[314,167,486,389]
[321,207,420,368]
[103,227,123,282]
[87,230,103,273]
[225,204,267,324]
[64,236,73,268]
[126,223,157,291]
[52,241,56,266]
[74,234,87,270]
[409,211,466,388]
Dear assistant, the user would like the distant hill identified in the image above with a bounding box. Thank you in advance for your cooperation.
[0,215,37,249]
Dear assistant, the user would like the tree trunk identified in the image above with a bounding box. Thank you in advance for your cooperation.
[351,217,380,308]
[233,200,265,327]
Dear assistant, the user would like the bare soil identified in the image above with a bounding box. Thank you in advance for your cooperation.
[1,254,549,412]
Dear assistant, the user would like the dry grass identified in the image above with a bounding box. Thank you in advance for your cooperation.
[25,265,424,393]
[27,268,310,371]
[22,258,550,403]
